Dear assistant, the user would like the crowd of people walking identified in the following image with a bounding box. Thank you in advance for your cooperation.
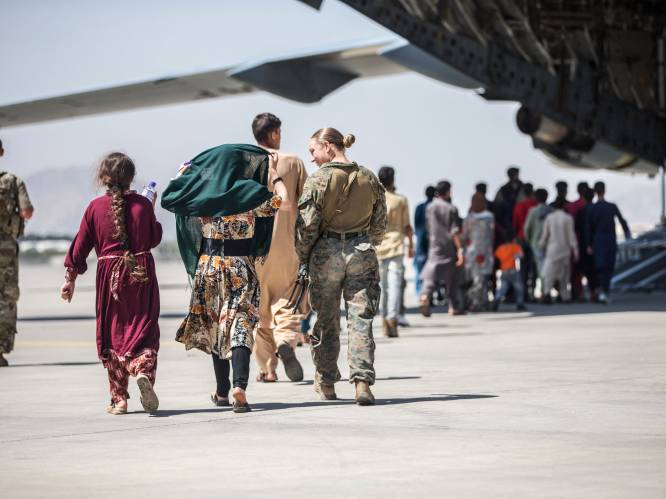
[402,167,631,327]
[0,120,631,416]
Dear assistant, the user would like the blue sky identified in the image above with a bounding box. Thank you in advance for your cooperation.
[1,0,660,234]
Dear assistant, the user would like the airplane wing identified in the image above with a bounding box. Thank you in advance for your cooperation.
[0,39,407,128]
[0,69,252,128]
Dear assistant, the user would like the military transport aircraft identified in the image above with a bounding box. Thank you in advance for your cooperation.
[302,0,666,178]
[2,0,665,179]
[2,0,664,289]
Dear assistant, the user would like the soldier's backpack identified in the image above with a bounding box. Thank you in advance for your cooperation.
[0,172,24,239]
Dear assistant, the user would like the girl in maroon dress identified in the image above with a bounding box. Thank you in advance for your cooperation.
[60,152,162,415]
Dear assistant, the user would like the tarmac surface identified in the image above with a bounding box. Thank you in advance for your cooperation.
[1,260,665,498]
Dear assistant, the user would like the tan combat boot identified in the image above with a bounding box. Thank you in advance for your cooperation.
[382,319,390,337]
[314,378,337,400]
[355,380,375,406]
[386,319,399,338]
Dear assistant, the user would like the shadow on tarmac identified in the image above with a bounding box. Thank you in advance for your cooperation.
[404,291,666,318]
[149,393,497,416]
[380,332,485,340]
[376,394,498,406]
[294,375,422,386]
[147,407,234,417]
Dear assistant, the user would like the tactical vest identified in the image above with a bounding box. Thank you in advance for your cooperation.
[0,172,24,239]
[321,164,376,234]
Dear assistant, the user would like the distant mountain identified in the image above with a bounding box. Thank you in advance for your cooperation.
[21,166,177,239]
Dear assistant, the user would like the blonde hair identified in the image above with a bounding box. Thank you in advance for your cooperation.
[311,127,355,150]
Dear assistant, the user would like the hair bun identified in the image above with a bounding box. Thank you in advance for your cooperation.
[343,134,356,148]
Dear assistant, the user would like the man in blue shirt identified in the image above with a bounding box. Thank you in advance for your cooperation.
[413,185,435,297]
[585,181,631,303]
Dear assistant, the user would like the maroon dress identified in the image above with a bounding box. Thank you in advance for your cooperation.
[65,193,162,364]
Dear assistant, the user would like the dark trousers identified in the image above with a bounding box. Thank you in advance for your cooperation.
[593,240,617,294]
[580,253,598,294]
[212,346,251,395]
[518,240,535,302]
[596,263,615,294]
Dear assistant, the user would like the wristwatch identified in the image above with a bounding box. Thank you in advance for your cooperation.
[272,177,284,186]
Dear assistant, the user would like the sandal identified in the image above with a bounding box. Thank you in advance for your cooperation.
[232,389,252,413]
[232,400,252,413]
[106,402,127,415]
[256,371,277,383]
[210,392,230,407]
[137,374,159,414]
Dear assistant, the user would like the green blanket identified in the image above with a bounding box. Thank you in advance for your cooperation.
[161,144,275,278]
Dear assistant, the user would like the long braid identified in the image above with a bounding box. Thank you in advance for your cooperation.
[98,153,148,285]
[109,185,148,283]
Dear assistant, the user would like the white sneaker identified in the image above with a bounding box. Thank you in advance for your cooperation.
[598,292,610,304]
[397,315,410,327]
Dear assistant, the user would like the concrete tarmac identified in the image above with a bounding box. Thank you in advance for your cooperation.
[1,261,665,498]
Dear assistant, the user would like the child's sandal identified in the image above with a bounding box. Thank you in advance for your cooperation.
[137,374,159,414]
[106,402,128,415]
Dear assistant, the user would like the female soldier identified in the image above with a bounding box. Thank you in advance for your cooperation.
[295,128,387,405]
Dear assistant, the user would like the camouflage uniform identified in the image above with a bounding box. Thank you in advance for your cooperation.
[0,171,32,355]
[296,162,387,386]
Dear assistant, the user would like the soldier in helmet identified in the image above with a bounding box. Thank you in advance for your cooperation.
[296,127,387,405]
[0,139,34,367]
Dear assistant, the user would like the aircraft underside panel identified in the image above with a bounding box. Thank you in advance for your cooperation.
[334,0,666,174]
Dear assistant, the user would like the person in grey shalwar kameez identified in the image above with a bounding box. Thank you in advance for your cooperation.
[419,181,464,316]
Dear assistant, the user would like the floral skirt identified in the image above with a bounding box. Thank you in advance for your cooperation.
[176,254,260,358]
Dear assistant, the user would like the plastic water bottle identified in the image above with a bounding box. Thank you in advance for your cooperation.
[141,181,157,203]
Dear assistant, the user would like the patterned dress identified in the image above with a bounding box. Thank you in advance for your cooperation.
[176,196,281,358]
[462,210,495,311]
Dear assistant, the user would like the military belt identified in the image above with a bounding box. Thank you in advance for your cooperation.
[321,230,367,241]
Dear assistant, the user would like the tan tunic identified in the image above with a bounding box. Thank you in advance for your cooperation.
[376,191,410,261]
[255,150,309,331]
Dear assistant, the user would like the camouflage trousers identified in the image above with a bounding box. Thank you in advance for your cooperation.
[308,235,380,385]
[0,235,19,354]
